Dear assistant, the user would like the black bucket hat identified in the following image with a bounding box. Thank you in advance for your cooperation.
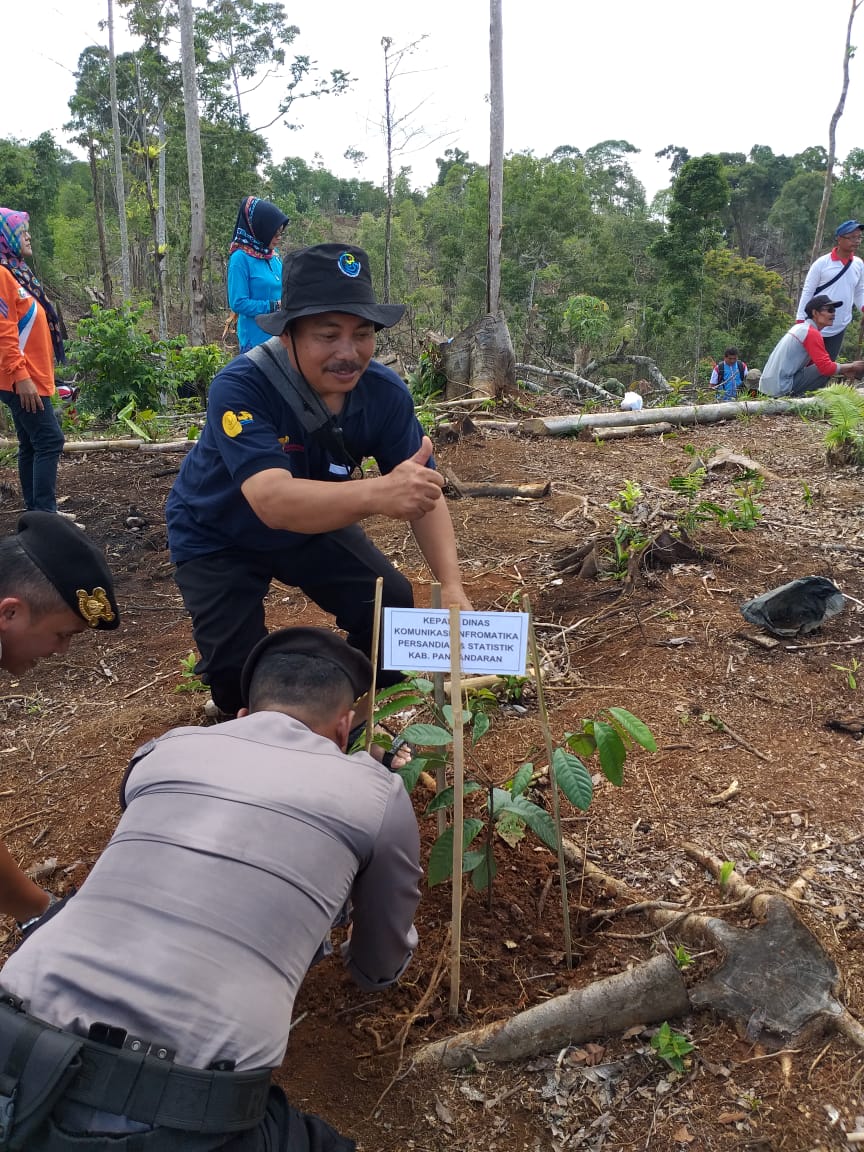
[256,243,405,335]
[240,626,373,707]
[16,512,119,630]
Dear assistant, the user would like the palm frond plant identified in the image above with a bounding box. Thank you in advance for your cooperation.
[807,383,864,465]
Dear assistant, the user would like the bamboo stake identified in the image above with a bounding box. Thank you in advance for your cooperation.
[448,606,465,1018]
[523,593,573,969]
[365,578,384,754]
[431,584,447,836]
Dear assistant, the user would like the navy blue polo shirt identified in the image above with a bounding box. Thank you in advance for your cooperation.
[166,355,426,563]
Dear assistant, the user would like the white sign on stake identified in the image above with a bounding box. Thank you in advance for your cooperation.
[382,608,529,676]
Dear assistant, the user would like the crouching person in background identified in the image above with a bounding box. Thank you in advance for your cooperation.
[0,626,421,1151]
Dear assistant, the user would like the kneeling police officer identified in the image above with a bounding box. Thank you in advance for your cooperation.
[0,626,421,1150]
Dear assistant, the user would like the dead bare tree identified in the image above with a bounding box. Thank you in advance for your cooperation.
[178,0,207,345]
[487,0,504,316]
[379,35,428,304]
[810,0,862,262]
[107,0,131,301]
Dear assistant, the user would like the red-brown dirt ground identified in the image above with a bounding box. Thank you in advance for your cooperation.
[2,399,864,1151]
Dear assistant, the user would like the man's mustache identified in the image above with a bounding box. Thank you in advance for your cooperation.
[326,361,364,374]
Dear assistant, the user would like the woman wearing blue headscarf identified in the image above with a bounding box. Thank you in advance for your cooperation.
[226,197,289,352]
[0,208,65,512]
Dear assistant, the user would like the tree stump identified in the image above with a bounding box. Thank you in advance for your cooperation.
[689,900,841,1046]
[442,312,515,400]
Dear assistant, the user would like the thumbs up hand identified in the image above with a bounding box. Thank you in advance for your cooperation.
[378,436,445,520]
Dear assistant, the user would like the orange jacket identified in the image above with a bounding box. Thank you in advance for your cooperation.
[0,264,56,396]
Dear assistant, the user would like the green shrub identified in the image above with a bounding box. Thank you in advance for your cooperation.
[64,305,227,420]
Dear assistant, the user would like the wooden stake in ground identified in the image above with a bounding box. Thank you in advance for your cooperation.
[448,607,465,1018]
[523,593,573,969]
[364,578,384,754]
[431,584,448,837]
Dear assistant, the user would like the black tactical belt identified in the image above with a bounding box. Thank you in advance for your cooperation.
[65,1040,271,1132]
[0,996,271,1137]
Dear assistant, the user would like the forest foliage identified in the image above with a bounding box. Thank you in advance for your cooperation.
[3,0,864,386]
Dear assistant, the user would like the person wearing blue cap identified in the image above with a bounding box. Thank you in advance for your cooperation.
[796,221,864,357]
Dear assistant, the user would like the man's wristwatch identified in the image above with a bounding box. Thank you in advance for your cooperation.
[16,891,59,933]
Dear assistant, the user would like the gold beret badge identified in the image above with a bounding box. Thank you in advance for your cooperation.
[76,587,116,628]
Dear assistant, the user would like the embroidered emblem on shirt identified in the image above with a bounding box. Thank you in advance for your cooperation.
[337,252,361,278]
[17,287,28,300]
[76,587,115,628]
[222,410,254,438]
[278,436,305,453]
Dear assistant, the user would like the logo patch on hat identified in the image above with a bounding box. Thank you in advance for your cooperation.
[222,410,254,438]
[337,252,361,278]
[76,587,116,628]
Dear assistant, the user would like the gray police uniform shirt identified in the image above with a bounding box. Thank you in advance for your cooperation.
[1,712,421,1073]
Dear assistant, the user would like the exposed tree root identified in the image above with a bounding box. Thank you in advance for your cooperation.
[413,838,864,1070]
[413,954,688,1070]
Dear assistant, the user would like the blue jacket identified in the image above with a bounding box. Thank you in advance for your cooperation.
[227,249,283,351]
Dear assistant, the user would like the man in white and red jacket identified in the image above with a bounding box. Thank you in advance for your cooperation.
[759,294,864,398]
[795,220,864,358]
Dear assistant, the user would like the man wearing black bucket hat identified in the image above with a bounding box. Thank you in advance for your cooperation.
[0,626,420,1150]
[166,243,470,721]
[759,293,864,398]
[0,511,119,924]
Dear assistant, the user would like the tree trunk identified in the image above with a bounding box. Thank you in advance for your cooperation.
[107,0,131,301]
[515,362,618,403]
[157,110,168,340]
[88,139,113,308]
[486,0,504,315]
[522,396,817,436]
[179,0,207,345]
[414,954,688,1069]
[443,313,515,400]
[810,0,861,263]
[134,57,167,340]
[582,354,671,393]
[382,37,394,305]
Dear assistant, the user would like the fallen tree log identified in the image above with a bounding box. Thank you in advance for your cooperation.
[413,953,688,1069]
[0,438,196,454]
[515,363,617,404]
[441,467,550,499]
[521,396,813,436]
[589,422,675,441]
[582,354,671,393]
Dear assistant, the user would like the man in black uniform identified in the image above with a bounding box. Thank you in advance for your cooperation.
[166,243,470,719]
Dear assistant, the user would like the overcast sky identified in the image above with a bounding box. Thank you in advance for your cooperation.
[7,0,864,203]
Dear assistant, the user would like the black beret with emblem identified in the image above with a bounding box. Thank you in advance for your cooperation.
[240,625,371,706]
[16,512,120,630]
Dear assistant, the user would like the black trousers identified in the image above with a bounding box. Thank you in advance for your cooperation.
[822,328,846,359]
[174,526,414,715]
[34,1086,353,1150]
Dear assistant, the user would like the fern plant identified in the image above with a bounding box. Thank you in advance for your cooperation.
[808,383,864,465]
